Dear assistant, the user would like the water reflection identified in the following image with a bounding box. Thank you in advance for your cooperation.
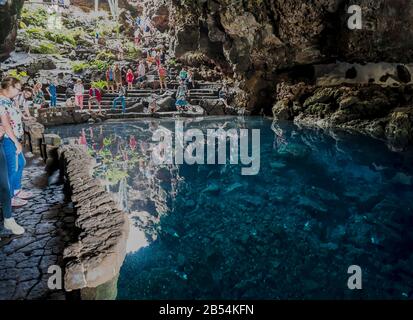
[48,117,413,299]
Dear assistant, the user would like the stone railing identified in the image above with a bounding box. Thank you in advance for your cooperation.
[23,119,129,299]
[23,118,61,167]
[58,145,129,299]
[36,107,107,127]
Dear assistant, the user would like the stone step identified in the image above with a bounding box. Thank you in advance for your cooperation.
[105,110,205,119]
[55,93,218,101]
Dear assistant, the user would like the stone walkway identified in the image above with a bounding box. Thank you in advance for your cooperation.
[0,153,75,300]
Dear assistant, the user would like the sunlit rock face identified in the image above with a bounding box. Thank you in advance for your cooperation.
[141,0,170,31]
[0,0,24,61]
[168,0,413,111]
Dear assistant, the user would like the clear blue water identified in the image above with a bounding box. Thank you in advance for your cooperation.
[48,116,413,300]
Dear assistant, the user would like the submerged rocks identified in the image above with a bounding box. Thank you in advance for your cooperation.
[201,183,220,195]
[297,196,328,213]
[277,143,311,159]
[385,107,413,151]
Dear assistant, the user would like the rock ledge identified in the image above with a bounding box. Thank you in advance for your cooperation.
[58,145,129,292]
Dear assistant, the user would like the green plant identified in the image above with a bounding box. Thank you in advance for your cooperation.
[31,41,58,54]
[90,59,110,71]
[7,70,28,80]
[19,21,27,29]
[91,80,108,90]
[124,41,141,60]
[96,51,116,62]
[45,31,76,46]
[25,27,45,39]
[68,28,86,40]
[20,7,48,28]
[71,61,89,73]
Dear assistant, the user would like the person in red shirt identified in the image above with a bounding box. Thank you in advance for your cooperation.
[126,69,135,91]
[158,64,167,92]
[88,85,102,114]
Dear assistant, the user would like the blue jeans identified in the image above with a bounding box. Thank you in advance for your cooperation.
[0,138,12,219]
[3,137,26,198]
[112,96,126,113]
[50,94,57,107]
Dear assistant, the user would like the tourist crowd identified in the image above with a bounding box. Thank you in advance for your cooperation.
[0,77,35,236]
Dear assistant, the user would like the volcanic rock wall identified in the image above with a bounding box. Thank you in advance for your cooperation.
[168,0,413,111]
[0,0,24,61]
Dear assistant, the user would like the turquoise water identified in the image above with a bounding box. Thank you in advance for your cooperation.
[48,116,413,299]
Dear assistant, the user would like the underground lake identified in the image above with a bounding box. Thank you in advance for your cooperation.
[47,116,413,299]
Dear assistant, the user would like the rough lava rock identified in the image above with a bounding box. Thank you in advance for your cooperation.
[0,0,25,61]
[169,0,413,112]
[58,145,129,293]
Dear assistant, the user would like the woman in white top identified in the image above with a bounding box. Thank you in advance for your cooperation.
[73,79,85,110]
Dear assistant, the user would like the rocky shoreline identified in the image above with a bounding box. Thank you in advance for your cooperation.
[272,83,413,151]
[58,144,129,297]
[0,119,130,300]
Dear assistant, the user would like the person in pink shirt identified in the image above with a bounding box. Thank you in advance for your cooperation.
[73,79,84,110]
[126,69,135,91]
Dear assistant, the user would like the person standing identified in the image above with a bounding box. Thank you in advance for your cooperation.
[0,126,14,236]
[126,69,135,91]
[175,80,189,111]
[160,49,166,65]
[146,50,155,69]
[158,64,167,92]
[46,79,58,108]
[14,86,34,120]
[88,84,102,114]
[179,67,188,82]
[219,83,230,108]
[135,16,142,29]
[94,31,100,45]
[0,77,34,235]
[106,66,115,94]
[32,82,45,109]
[114,64,122,91]
[73,79,85,110]
[134,28,141,47]
[112,85,126,113]
[137,60,146,89]
[186,70,194,89]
